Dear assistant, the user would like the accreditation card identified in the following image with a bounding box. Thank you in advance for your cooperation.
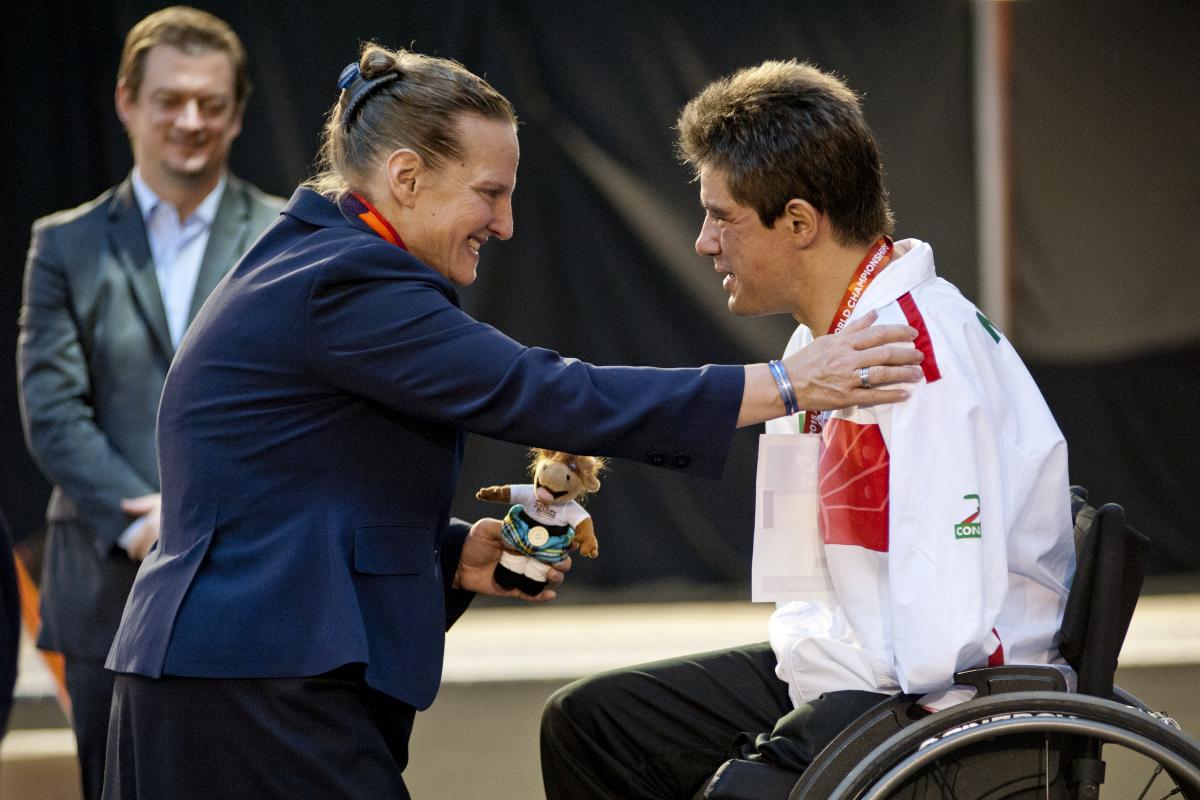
[751,433,834,602]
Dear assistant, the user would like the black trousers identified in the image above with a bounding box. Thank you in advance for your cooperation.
[540,642,887,800]
[65,657,117,800]
[102,666,415,800]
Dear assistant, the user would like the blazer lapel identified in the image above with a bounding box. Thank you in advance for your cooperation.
[189,178,249,322]
[108,179,174,362]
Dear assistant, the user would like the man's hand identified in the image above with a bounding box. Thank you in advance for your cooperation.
[121,493,162,561]
[453,518,570,602]
[784,311,925,411]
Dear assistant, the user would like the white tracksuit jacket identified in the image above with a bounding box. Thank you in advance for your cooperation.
[766,239,1076,707]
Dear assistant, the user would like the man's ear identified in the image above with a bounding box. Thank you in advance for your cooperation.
[227,102,245,143]
[115,82,132,127]
[783,198,820,248]
[385,149,423,208]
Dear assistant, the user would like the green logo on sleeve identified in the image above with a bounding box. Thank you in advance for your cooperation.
[955,493,982,539]
[976,312,1002,343]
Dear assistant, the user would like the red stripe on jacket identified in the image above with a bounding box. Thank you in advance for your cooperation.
[988,629,1005,666]
[897,292,941,383]
[819,419,889,552]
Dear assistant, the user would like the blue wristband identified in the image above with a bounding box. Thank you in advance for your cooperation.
[768,360,799,417]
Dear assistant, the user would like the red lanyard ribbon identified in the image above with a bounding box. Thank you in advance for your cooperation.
[350,192,407,249]
[801,236,893,434]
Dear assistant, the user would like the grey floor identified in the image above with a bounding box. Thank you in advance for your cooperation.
[403,664,1200,800]
[8,588,1199,799]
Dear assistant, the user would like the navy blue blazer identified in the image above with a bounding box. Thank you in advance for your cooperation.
[107,188,743,709]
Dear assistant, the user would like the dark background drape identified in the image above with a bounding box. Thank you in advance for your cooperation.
[1,0,1195,593]
[1011,0,1200,576]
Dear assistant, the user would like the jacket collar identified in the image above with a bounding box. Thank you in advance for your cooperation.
[281,186,366,232]
[106,173,260,360]
[850,238,937,319]
[192,175,255,320]
[107,177,172,361]
[280,187,459,302]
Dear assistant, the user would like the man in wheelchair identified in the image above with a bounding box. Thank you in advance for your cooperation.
[540,59,1084,799]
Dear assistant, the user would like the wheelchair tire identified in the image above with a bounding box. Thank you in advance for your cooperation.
[825,691,1200,800]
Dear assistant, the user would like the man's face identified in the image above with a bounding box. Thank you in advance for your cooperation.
[695,165,798,317]
[116,44,242,190]
[404,114,519,286]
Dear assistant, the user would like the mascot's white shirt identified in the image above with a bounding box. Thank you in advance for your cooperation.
[766,238,1075,707]
[508,484,590,529]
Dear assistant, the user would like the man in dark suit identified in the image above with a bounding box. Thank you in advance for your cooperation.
[16,7,282,797]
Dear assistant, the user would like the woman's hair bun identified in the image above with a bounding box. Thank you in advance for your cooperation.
[307,42,514,198]
[359,45,402,81]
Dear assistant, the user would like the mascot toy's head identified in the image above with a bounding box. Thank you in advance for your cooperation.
[528,448,607,505]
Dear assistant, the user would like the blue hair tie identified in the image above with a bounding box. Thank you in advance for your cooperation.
[337,61,401,129]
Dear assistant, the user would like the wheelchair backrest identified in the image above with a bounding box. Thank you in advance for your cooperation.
[1058,490,1151,699]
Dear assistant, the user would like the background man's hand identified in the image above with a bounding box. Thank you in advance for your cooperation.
[454,518,571,602]
[121,493,162,562]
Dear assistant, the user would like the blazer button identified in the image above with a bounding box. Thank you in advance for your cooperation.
[647,451,666,466]
[673,453,691,469]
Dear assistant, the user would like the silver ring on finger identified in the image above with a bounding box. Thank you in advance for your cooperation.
[859,366,871,389]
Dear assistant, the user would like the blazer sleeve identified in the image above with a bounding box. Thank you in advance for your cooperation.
[17,220,155,554]
[305,244,743,478]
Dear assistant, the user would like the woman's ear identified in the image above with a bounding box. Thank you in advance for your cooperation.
[783,198,820,248]
[385,149,422,207]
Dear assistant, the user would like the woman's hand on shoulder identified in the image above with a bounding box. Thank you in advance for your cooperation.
[785,311,925,412]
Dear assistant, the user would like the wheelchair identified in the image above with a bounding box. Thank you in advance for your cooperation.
[700,490,1200,799]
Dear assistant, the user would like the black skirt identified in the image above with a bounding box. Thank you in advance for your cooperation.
[103,665,415,799]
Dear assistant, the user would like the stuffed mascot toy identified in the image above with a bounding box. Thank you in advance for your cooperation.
[476,449,606,595]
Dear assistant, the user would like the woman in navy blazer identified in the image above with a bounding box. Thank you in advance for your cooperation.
[103,44,921,799]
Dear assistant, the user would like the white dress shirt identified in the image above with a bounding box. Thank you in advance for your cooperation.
[130,168,226,348]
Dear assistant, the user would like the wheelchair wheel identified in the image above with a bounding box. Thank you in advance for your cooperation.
[826,691,1200,800]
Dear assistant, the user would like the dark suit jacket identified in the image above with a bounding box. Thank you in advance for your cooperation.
[107,187,744,710]
[17,174,283,660]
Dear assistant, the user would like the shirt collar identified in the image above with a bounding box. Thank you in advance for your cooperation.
[131,167,227,226]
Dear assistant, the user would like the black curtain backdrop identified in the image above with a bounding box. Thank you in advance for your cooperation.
[1,1,1191,592]
[1011,0,1200,575]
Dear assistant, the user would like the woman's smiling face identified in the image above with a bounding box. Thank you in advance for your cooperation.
[403,114,519,286]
